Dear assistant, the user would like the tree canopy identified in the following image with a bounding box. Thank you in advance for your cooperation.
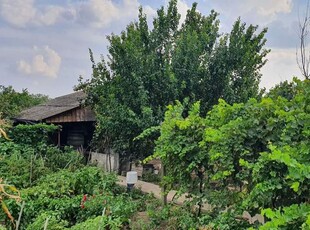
[78,0,269,158]
[0,85,48,119]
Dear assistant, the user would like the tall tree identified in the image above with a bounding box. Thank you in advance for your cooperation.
[78,0,269,158]
[0,85,48,119]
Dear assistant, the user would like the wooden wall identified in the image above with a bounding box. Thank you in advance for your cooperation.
[45,107,95,123]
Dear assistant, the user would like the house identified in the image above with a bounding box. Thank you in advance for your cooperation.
[14,91,96,149]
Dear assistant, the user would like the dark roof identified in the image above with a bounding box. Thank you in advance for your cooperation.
[15,91,88,122]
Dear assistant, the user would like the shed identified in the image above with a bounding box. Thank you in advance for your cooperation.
[14,91,96,149]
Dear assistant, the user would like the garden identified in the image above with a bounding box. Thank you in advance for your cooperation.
[1,79,309,229]
[0,122,162,229]
[1,0,309,229]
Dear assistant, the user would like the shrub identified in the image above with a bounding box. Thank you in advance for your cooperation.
[26,211,68,230]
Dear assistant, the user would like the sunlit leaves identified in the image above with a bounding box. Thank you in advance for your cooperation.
[260,204,310,229]
[154,79,310,227]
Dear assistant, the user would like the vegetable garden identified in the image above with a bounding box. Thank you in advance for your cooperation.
[0,122,160,229]
[0,79,309,229]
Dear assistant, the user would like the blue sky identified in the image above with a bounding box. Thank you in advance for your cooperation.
[0,0,307,98]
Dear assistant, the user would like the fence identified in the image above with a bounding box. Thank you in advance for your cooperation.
[90,150,119,173]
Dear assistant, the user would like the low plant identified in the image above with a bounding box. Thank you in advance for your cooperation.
[26,211,68,230]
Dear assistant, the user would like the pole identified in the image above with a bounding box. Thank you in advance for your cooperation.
[161,163,167,205]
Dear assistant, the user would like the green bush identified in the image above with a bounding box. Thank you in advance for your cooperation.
[5,166,152,229]
[9,124,58,146]
[0,123,84,189]
[152,79,310,228]
[0,144,83,188]
[69,215,122,230]
[26,211,68,230]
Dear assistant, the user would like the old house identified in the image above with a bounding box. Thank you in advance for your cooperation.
[14,91,96,149]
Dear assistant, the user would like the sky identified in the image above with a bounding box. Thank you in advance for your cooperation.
[0,0,307,98]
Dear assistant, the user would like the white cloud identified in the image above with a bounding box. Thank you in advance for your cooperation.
[206,0,293,26]
[143,5,157,19]
[0,0,156,29]
[77,0,141,28]
[163,0,190,27]
[0,0,36,27]
[261,48,300,90]
[177,0,190,24]
[38,6,76,26]
[254,0,292,17]
[0,0,76,27]
[18,46,61,78]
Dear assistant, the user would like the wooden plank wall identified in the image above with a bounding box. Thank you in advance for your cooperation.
[45,107,95,123]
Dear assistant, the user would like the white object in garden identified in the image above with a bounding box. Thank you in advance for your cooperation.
[126,171,138,184]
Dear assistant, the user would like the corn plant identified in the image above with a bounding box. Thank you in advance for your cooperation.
[0,116,10,141]
[0,178,21,225]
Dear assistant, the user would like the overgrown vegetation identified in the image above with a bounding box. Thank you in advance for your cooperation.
[148,78,309,229]
[1,1,309,229]
[77,0,269,159]
[1,74,309,230]
[0,122,159,229]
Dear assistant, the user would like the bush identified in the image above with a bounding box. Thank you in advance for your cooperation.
[9,124,58,146]
[152,79,310,228]
[26,211,68,230]
[0,144,83,188]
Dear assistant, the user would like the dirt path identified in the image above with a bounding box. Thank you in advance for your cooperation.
[117,176,212,209]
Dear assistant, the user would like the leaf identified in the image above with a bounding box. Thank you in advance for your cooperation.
[290,182,300,192]
[0,128,10,140]
[1,201,14,223]
[262,208,276,219]
[306,213,310,226]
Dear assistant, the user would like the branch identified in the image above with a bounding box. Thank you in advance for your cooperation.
[297,0,310,79]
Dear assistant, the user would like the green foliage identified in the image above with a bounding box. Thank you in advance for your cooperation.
[69,214,124,230]
[0,85,48,119]
[9,123,58,146]
[26,211,68,230]
[0,124,86,228]
[266,77,301,100]
[153,79,310,228]
[2,162,154,229]
[68,216,106,230]
[154,100,207,216]
[0,142,83,188]
[0,123,84,188]
[77,0,269,159]
[259,204,310,230]
[147,204,198,229]
[13,167,116,227]
[0,119,156,229]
